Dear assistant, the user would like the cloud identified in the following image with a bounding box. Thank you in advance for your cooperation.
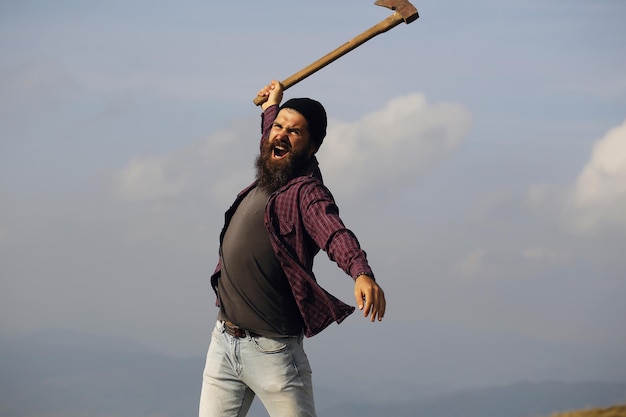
[102,92,473,281]
[110,93,472,205]
[447,119,626,291]
[452,244,571,284]
[113,155,190,201]
[319,94,472,197]
[108,119,257,206]
[528,119,626,234]
[570,120,626,231]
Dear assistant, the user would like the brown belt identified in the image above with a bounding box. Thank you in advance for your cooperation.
[223,321,260,338]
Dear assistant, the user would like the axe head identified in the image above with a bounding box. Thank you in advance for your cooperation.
[375,0,419,23]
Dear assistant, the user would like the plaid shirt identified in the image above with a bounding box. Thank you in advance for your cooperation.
[210,105,374,337]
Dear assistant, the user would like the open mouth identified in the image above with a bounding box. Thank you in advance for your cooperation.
[272,143,290,158]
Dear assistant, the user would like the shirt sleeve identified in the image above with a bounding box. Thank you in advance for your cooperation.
[300,181,374,280]
[260,104,279,151]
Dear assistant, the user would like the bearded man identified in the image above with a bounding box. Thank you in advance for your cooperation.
[199,80,386,417]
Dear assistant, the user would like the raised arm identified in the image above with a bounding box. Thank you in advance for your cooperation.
[258,80,283,149]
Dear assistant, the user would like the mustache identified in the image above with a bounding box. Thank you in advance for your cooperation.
[271,138,291,151]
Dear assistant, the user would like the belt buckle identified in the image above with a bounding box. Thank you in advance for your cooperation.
[225,321,246,338]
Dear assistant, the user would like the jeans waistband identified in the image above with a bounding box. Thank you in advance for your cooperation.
[222,320,260,338]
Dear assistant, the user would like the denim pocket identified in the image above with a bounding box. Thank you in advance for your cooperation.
[253,336,289,354]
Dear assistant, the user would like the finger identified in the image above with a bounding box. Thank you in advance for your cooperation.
[371,303,382,322]
[376,292,386,321]
[377,299,386,321]
[362,297,373,318]
[354,287,365,310]
[362,290,375,318]
[368,295,378,322]
[368,290,385,322]
[257,81,275,97]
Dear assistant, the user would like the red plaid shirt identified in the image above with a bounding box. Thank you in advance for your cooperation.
[210,105,374,337]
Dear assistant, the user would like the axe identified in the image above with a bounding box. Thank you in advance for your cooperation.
[253,0,419,105]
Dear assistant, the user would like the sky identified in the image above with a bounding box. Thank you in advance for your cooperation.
[1,0,626,389]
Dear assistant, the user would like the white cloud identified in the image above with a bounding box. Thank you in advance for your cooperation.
[110,93,472,205]
[452,245,570,283]
[527,119,626,234]
[113,155,190,201]
[109,120,256,205]
[570,120,626,232]
[319,94,472,196]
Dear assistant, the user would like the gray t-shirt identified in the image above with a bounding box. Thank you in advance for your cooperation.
[217,186,303,336]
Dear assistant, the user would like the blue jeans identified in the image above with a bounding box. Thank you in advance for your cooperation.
[199,321,317,417]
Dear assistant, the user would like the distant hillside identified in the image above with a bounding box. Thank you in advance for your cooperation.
[550,405,626,417]
[0,334,203,417]
[1,331,625,417]
[320,381,626,417]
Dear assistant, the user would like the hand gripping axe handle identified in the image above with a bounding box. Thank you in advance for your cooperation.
[253,0,419,105]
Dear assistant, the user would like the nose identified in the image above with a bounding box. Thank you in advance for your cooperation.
[273,127,289,140]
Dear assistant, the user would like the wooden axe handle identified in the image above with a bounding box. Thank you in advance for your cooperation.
[253,12,405,106]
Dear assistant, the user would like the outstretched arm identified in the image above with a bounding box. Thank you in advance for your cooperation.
[299,182,386,323]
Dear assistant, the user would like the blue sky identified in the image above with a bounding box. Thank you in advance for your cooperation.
[1,0,626,389]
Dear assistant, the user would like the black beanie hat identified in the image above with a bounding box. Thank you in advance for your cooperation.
[280,98,327,148]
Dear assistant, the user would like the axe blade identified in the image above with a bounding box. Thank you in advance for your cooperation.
[374,0,419,23]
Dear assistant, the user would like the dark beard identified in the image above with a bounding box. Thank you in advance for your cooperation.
[255,141,311,193]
